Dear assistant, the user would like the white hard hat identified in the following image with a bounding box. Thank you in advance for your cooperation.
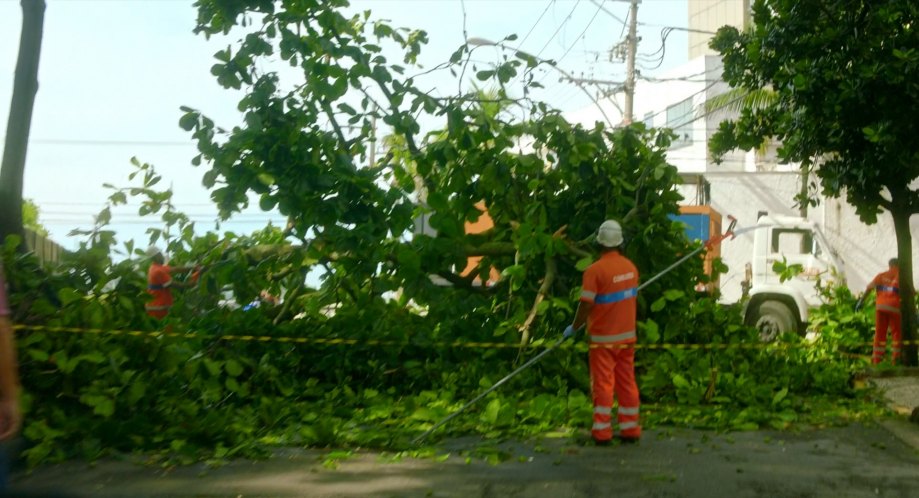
[146,246,163,258]
[596,220,623,248]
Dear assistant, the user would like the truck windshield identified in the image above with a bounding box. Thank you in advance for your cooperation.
[771,228,814,255]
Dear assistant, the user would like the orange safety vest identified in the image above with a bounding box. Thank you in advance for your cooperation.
[579,251,639,344]
[146,263,174,314]
[872,268,900,314]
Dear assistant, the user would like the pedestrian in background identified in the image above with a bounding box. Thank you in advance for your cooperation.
[145,247,197,319]
[564,220,641,445]
[0,262,21,489]
[858,258,901,365]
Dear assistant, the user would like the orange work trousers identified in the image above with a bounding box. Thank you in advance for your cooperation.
[873,310,902,365]
[589,345,640,442]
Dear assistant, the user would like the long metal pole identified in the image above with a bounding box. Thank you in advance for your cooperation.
[411,337,566,444]
[413,271,663,445]
[412,217,741,444]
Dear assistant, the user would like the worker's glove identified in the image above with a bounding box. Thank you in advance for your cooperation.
[854,297,864,312]
[563,324,577,340]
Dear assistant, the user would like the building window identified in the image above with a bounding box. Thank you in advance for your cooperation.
[642,112,654,129]
[666,98,694,148]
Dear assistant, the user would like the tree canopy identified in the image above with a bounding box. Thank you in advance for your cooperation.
[0,0,885,467]
[181,0,704,343]
[709,0,919,364]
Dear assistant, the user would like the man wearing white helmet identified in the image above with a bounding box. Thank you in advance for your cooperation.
[145,247,198,319]
[564,219,641,445]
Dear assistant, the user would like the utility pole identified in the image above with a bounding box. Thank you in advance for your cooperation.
[622,0,640,125]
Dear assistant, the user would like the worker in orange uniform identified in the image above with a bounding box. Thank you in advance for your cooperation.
[145,247,198,319]
[564,219,640,445]
[857,258,901,365]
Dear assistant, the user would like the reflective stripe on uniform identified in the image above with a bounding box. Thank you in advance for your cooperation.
[619,421,639,430]
[618,406,639,416]
[877,285,899,294]
[594,287,637,304]
[592,422,611,431]
[581,290,596,301]
[145,305,171,311]
[594,406,612,415]
[591,330,636,343]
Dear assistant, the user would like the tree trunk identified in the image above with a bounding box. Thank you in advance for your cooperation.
[0,0,46,246]
[891,206,916,366]
[798,161,809,218]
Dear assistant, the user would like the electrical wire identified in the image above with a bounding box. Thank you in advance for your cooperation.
[23,139,195,147]
[639,70,709,83]
[553,0,605,67]
[535,0,581,59]
[634,80,721,127]
[515,0,555,50]
[637,28,672,71]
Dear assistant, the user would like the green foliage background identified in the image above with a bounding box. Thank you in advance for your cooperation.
[0,0,889,468]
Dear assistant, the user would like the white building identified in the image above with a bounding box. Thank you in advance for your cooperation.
[565,0,918,303]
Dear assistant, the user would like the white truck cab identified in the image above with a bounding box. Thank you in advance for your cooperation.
[744,214,845,340]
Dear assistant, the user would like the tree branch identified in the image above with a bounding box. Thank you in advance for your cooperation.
[517,256,557,355]
[435,271,491,294]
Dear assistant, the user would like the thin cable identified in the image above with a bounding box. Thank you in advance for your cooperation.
[554,0,604,66]
[588,0,627,27]
[535,0,581,59]
[639,70,709,83]
[637,80,720,126]
[638,28,672,71]
[515,0,555,50]
[23,139,194,147]
[639,23,718,35]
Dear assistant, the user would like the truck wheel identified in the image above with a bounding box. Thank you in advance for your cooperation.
[751,301,797,342]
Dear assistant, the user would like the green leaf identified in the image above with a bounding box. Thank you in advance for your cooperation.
[482,398,501,425]
[643,319,660,343]
[476,70,495,81]
[672,374,690,389]
[259,195,277,211]
[57,288,82,307]
[575,257,593,271]
[179,112,198,131]
[772,387,788,406]
[203,359,223,377]
[663,290,685,301]
[225,359,244,377]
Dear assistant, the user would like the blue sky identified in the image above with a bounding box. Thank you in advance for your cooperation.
[0,0,689,251]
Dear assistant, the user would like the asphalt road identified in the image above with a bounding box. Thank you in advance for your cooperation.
[7,422,919,498]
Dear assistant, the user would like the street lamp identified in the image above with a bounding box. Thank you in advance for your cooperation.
[465,37,615,127]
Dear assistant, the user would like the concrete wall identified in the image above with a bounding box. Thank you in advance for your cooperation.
[688,0,751,59]
[679,172,919,303]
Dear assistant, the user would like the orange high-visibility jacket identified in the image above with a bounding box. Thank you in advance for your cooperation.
[146,263,174,314]
[872,268,900,314]
[579,251,639,344]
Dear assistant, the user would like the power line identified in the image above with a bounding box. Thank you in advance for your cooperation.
[19,139,194,147]
[588,0,627,26]
[554,0,605,66]
[535,0,581,59]
[633,80,721,127]
[515,0,555,50]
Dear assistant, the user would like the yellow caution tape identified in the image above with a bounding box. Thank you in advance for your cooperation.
[10,323,919,351]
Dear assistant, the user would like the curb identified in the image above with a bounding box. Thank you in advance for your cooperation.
[867,373,919,452]
[879,419,919,452]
